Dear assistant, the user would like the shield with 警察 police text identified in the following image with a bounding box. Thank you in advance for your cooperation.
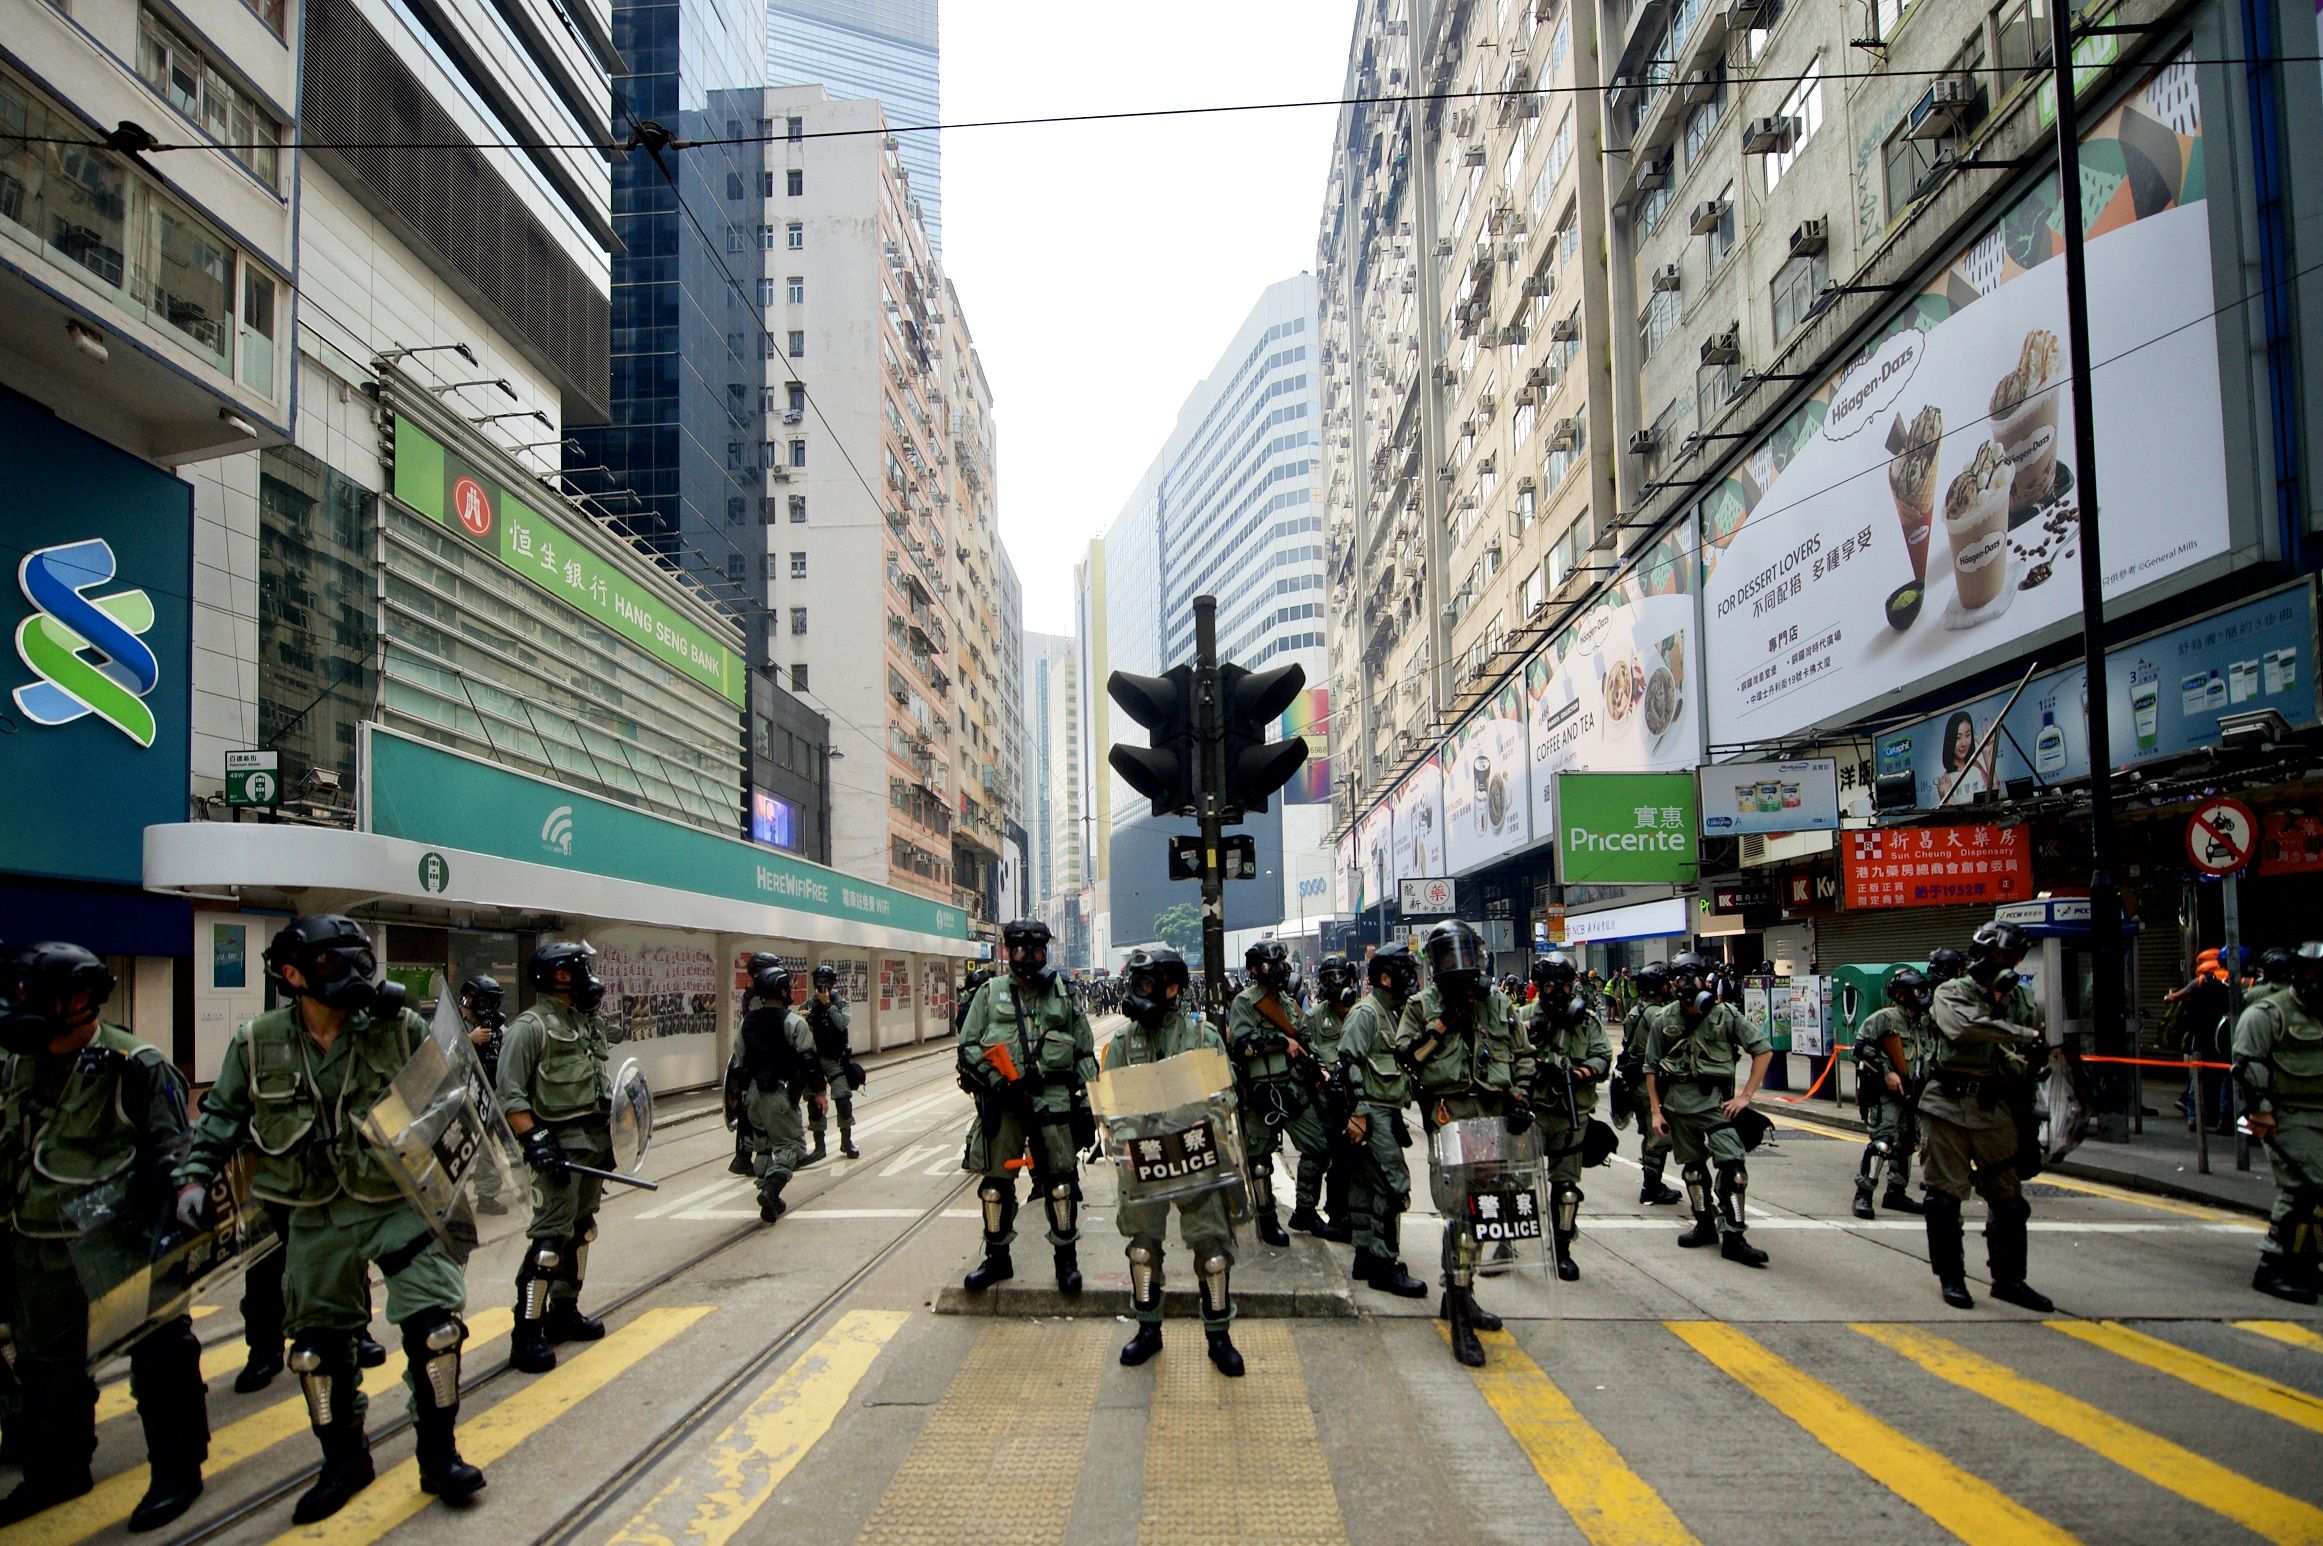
[1090,1045,1250,1221]
[1430,1115,1554,1275]
[75,1149,282,1369]
[358,978,526,1257]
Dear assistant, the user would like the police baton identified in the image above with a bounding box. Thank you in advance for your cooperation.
[558,1160,660,1192]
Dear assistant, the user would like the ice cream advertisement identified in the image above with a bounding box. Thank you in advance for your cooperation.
[1390,755,1446,885]
[1699,55,2222,747]
[1442,677,1533,877]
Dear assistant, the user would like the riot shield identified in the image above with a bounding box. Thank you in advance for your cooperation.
[75,1150,281,1368]
[359,985,526,1258]
[1090,1045,1250,1222]
[609,1057,654,1171]
[1431,1115,1552,1274]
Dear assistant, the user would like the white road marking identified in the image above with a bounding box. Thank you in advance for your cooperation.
[881,1143,952,1178]
[636,1177,748,1221]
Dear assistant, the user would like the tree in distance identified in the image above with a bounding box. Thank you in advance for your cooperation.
[1153,902,1203,961]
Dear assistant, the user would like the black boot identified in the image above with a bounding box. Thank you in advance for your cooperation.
[1205,1328,1245,1377]
[2253,1251,2321,1305]
[1553,1230,1580,1282]
[1638,1161,1682,1205]
[0,1375,94,1526]
[1882,1186,1926,1215]
[1439,1289,1501,1333]
[1120,1323,1164,1366]
[128,1321,209,1533]
[1852,1176,1878,1221]
[235,1346,283,1393]
[1445,1287,1486,1367]
[511,1239,559,1373]
[1925,1194,1974,1309]
[729,1131,755,1176]
[0,1473,95,1526]
[1677,1210,1720,1247]
[800,1133,827,1167]
[287,1340,373,1524]
[760,1192,788,1224]
[963,1247,1014,1292]
[1720,1232,1769,1268]
[545,1302,606,1343]
[404,1312,485,1504]
[840,1129,860,1159]
[1985,1198,2054,1312]
[354,1332,387,1369]
[130,1468,203,1533]
[1358,1250,1427,1297]
[1256,1207,1290,1247]
[1288,1204,1327,1235]
[1053,1244,1083,1295]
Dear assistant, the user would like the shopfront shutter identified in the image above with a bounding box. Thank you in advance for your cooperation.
[1811,904,1992,972]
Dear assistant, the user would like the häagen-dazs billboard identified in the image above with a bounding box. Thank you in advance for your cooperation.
[1443,676,1532,877]
[1390,755,1446,887]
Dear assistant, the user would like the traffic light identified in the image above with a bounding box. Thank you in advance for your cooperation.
[1217,661,1308,815]
[1107,665,1197,816]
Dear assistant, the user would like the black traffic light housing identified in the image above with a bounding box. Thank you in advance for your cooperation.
[1218,662,1309,816]
[1107,665,1197,816]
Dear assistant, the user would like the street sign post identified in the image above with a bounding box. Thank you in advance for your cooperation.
[224,749,280,811]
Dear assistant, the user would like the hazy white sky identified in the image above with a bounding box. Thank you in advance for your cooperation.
[941,0,1356,636]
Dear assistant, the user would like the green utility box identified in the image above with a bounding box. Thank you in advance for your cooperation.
[1827,963,1923,1049]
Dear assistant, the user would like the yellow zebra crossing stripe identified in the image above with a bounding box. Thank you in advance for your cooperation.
[2050,1320,2323,1434]
[605,1309,907,1546]
[96,1339,250,1427]
[36,1310,514,1544]
[1855,1323,2323,1545]
[1669,1322,2075,1546]
[1454,1326,1700,1546]
[2235,1320,2323,1355]
[270,1306,712,1545]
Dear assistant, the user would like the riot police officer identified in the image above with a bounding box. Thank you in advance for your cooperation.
[1338,945,1429,1299]
[1396,921,1535,1367]
[1105,948,1244,1376]
[458,976,510,1216]
[175,916,481,1522]
[2232,942,2323,1303]
[1922,921,2054,1312]
[1643,951,1773,1268]
[1618,963,1683,1205]
[0,943,208,1530]
[1853,967,1935,1220]
[957,919,1098,1294]
[1308,955,1360,1240]
[803,964,858,1163]
[498,940,615,1374]
[733,963,822,1223]
[1527,952,1611,1282]
[1228,939,1333,1246]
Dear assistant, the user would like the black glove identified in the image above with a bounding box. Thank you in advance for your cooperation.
[1504,1099,1536,1138]
[521,1126,569,1176]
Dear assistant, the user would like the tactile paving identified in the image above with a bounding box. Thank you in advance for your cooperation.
[1138,1322,1350,1545]
[854,1321,1111,1544]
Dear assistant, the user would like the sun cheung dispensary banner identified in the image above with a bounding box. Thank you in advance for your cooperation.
[1699,54,2222,747]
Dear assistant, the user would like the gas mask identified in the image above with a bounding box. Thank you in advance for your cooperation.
[1437,970,1484,1008]
[1123,971,1171,1024]
[0,997,67,1057]
[298,946,407,1017]
[1009,942,1051,986]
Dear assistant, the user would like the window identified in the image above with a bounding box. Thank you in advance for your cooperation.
[786,115,804,141]
[727,441,745,471]
[787,382,806,412]
[1869,0,1916,42]
[136,13,281,185]
[763,170,775,198]
[1638,288,1680,359]
[787,329,805,357]
[726,225,743,254]
[1704,181,1737,269]
[788,494,807,522]
[1681,74,1725,173]
[785,275,804,304]
[239,266,275,396]
[1994,0,2050,90]
[726,554,747,582]
[1883,122,1943,220]
[1762,57,1822,192]
[790,607,808,635]
[789,438,807,467]
[789,662,808,690]
[727,496,746,523]
[756,277,775,307]
[1697,359,1739,424]
[1770,249,1830,337]
[786,169,804,196]
[790,551,807,578]
[786,221,803,249]
[727,171,744,199]
[1637,181,1673,235]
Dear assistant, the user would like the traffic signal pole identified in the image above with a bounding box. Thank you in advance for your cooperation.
[1194,594,1229,1013]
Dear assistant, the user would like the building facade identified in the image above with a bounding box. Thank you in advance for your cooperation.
[765,0,942,251]
[1023,630,1082,956]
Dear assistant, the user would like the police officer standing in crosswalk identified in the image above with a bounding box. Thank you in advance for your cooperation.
[0,942,209,1529]
[1337,944,1429,1299]
[498,940,616,1374]
[1525,951,1611,1282]
[1643,952,1772,1269]
[1307,954,1360,1241]
[732,961,822,1223]
[803,964,858,1163]
[175,915,482,1521]
[1852,967,1935,1221]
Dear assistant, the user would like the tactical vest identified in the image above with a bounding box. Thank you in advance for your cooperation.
[1,1025,176,1237]
[741,1007,812,1091]
[2254,995,2323,1106]
[241,1005,418,1205]
[1854,1006,1932,1071]
[1308,1003,1348,1063]
[1229,987,1305,1083]
[1408,986,1524,1096]
[519,1000,611,1124]
[984,978,1082,1112]
[1529,1010,1603,1112]
[1930,979,2034,1078]
[1345,991,1411,1106]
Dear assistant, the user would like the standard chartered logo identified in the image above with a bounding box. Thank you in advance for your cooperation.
[12,539,160,748]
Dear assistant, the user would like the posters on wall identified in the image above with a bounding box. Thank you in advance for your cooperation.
[595,929,718,1043]
[1334,833,1356,917]
[1390,756,1446,886]
[1700,56,2222,748]
[1876,583,2318,809]
[1526,528,1701,840]
[1443,677,1533,877]
[879,957,914,1013]
[923,961,952,1021]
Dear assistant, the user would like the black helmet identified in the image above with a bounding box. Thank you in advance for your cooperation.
[528,940,607,1012]
[1925,946,1968,985]
[2259,946,2297,984]
[1245,939,1291,990]
[1424,920,1487,985]
[0,941,115,1055]
[812,963,838,988]
[266,915,403,1016]
[747,951,784,977]
[1003,919,1051,981]
[1121,946,1190,1022]
[459,973,504,1022]
[1667,950,1712,986]
[1967,920,2032,983]
[1530,951,1579,992]
[961,964,995,1001]
[1367,942,1419,996]
[753,962,795,1004]
[1636,961,1670,1000]
[1886,966,1932,1011]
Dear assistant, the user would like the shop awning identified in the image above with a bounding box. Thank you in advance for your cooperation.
[144,823,971,957]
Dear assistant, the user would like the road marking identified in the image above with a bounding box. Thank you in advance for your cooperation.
[269,1306,713,1545]
[1854,1323,2323,1543]
[39,1310,514,1543]
[192,1304,221,1319]
[2049,1321,2323,1434]
[1564,1216,2249,1234]
[2235,1320,2323,1355]
[2027,1173,2248,1221]
[1669,1322,2075,1545]
[1450,1326,1698,1546]
[880,1142,952,1177]
[845,1087,967,1140]
[605,1309,906,1546]
[639,1176,749,1220]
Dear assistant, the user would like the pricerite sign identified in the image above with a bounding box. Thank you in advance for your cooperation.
[1554,772,1700,885]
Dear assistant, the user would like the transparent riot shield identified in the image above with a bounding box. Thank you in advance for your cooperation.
[1432,1115,1553,1275]
[360,979,526,1259]
[1090,1045,1250,1223]
[609,1057,653,1172]
[75,1149,282,1368]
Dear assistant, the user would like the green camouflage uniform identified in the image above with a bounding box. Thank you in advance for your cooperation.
[1643,1000,1771,1237]
[958,973,1097,1247]
[2232,988,2323,1283]
[1622,998,1674,1173]
[1920,978,2041,1204]
[1103,1009,1235,1329]
[1227,985,1332,1218]
[497,997,613,1310]
[805,994,854,1152]
[1528,1003,1612,1186]
[1338,986,1416,1263]
[1855,1002,1936,1196]
[1395,985,1534,1284]
[732,1002,821,1203]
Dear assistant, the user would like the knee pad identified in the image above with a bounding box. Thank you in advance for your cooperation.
[400,1310,466,1412]
[1714,1160,1749,1228]
[1250,1163,1276,1211]
[1681,1163,1713,1214]
[1987,1195,2031,1227]
[1552,1181,1582,1236]
[1196,1252,1232,1319]
[978,1178,1012,1236]
[1044,1177,1078,1235]
[1127,1240,1162,1308]
[519,1241,562,1321]
[570,1222,599,1281]
[286,1334,349,1428]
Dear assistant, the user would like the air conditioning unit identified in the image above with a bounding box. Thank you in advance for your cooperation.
[1463,144,1489,167]
[1477,390,1498,416]
[1742,115,1797,155]
[1515,383,1539,406]
[1525,364,1553,388]
[1435,237,1455,257]
[1549,419,1578,452]
[1689,198,1730,235]
[1789,217,1829,256]
[1550,317,1579,342]
[1651,264,1683,292]
[1434,362,1460,386]
[1908,76,1982,141]
[1700,327,1740,366]
[1682,70,1719,105]
[1449,109,1476,137]
[1499,324,1528,347]
[769,465,792,482]
[1627,429,1659,455]
[1637,155,1674,190]
[1729,0,1771,18]
[1521,274,1550,297]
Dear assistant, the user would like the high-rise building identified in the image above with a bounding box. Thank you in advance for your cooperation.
[1087,276,1332,966]
[765,0,942,252]
[1023,630,1081,949]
